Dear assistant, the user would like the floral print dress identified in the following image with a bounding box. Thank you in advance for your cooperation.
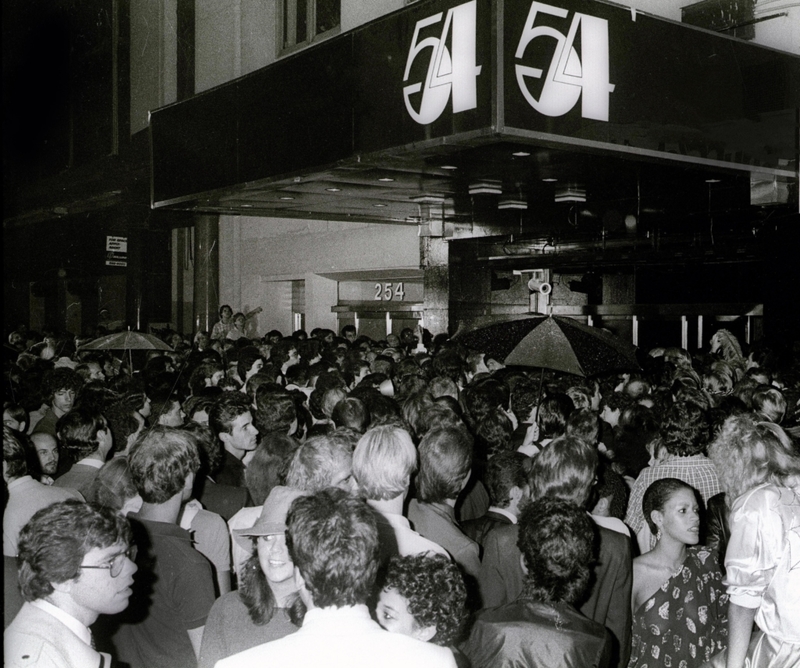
[629,546,728,668]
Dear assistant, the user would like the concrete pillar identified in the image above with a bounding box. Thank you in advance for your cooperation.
[421,237,450,337]
[193,214,220,334]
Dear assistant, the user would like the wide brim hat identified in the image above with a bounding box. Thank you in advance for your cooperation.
[233,485,306,551]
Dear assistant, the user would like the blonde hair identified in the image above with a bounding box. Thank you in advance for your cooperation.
[352,425,417,501]
[708,415,800,504]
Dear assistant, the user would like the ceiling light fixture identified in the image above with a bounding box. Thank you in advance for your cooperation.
[374,203,387,207]
[279,196,295,200]
[512,151,531,157]
[554,186,586,203]
[378,177,395,182]
[440,165,458,170]
[326,187,341,192]
[498,198,527,210]
[542,177,558,183]
[705,178,721,183]
[469,180,503,195]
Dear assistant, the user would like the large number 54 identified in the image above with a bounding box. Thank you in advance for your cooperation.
[403,1,482,125]
[515,1,614,121]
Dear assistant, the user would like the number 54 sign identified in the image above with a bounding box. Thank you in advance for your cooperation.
[402,0,614,124]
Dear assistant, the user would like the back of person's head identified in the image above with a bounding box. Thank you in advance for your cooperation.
[89,456,140,514]
[565,408,600,445]
[537,393,574,439]
[565,385,592,410]
[593,461,629,520]
[286,488,378,608]
[321,388,348,419]
[331,397,369,434]
[17,500,132,602]
[417,402,463,438]
[181,420,223,478]
[661,401,710,456]
[352,425,416,501]
[254,389,297,435]
[510,379,540,420]
[244,433,300,505]
[56,407,108,460]
[3,425,28,479]
[516,496,595,605]
[209,391,252,438]
[416,426,473,504]
[529,435,598,508]
[3,402,29,433]
[428,376,459,401]
[484,451,528,508]
[432,350,464,385]
[237,346,265,382]
[751,386,786,424]
[286,434,353,493]
[474,408,514,458]
[128,426,200,503]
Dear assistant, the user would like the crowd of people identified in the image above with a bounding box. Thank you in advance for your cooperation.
[3,310,800,668]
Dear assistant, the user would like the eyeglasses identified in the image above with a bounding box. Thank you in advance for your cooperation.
[80,545,137,578]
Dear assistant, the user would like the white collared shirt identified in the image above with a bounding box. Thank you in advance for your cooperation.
[486,506,518,524]
[31,599,92,647]
[75,457,104,470]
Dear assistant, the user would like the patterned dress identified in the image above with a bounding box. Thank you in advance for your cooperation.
[629,546,728,668]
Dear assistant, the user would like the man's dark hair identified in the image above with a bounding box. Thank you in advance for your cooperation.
[484,451,528,508]
[237,346,264,383]
[209,392,252,438]
[42,367,83,403]
[537,393,574,439]
[286,488,379,608]
[595,461,629,520]
[517,497,595,605]
[331,397,369,434]
[529,435,598,508]
[254,389,297,435]
[510,379,540,422]
[17,500,132,602]
[417,426,473,503]
[432,350,464,385]
[56,407,107,460]
[129,426,200,503]
[104,401,142,454]
[661,401,710,456]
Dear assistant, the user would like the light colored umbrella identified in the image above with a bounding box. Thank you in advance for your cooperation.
[456,315,640,377]
[79,330,173,372]
[80,330,173,352]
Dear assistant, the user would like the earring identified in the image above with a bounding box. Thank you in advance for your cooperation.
[656,527,662,542]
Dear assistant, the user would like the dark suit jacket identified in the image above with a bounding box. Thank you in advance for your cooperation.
[464,598,611,668]
[462,510,513,555]
[478,520,632,668]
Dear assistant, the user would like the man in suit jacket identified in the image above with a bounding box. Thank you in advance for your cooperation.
[462,452,528,552]
[478,437,632,668]
[53,407,114,498]
[4,500,137,668]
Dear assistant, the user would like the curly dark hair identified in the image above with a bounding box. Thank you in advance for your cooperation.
[382,553,468,646]
[42,367,83,403]
[517,497,595,605]
[661,401,710,456]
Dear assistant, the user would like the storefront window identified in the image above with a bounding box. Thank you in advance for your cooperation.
[282,0,340,51]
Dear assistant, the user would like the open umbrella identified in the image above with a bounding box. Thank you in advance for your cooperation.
[79,330,173,371]
[456,315,640,377]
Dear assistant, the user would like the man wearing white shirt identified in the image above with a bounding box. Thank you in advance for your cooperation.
[4,500,137,668]
[216,488,456,668]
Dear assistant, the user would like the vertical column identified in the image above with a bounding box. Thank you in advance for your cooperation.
[421,237,450,337]
[193,214,220,334]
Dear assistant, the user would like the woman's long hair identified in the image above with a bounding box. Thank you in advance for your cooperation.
[239,552,305,627]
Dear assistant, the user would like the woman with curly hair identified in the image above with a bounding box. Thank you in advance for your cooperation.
[377,554,468,646]
[464,497,611,668]
[198,487,306,668]
[630,478,728,668]
[703,415,800,668]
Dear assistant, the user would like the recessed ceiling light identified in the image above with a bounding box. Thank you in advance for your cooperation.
[326,187,341,192]
[542,178,558,183]
[512,151,531,157]
[705,178,721,183]
[279,196,295,200]
[374,203,387,207]
[241,204,253,208]
[441,165,458,170]
[378,177,395,182]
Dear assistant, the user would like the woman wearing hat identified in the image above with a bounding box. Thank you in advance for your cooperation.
[198,486,306,668]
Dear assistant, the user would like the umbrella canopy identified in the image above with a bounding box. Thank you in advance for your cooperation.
[79,330,173,352]
[456,316,640,377]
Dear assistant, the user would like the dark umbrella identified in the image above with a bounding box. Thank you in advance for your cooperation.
[456,315,640,377]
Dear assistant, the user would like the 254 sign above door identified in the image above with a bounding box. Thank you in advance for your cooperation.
[402,0,614,125]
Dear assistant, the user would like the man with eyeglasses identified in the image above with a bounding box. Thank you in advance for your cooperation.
[4,499,137,668]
